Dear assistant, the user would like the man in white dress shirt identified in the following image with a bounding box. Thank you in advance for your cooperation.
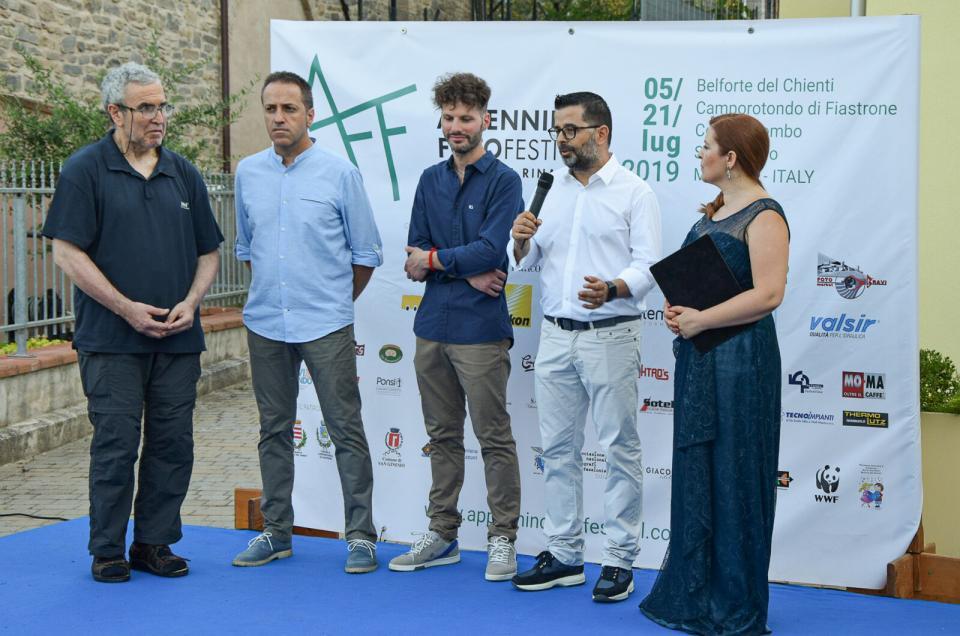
[509,92,662,603]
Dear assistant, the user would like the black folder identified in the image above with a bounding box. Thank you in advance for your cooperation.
[649,234,750,353]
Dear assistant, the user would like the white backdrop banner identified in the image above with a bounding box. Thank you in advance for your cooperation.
[275,16,920,589]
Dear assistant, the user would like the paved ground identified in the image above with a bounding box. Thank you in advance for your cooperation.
[0,382,262,538]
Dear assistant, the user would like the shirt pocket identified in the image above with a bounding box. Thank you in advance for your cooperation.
[296,196,344,239]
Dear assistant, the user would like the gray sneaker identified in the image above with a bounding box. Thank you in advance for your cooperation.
[485,535,517,581]
[388,531,460,571]
[345,539,378,573]
[232,531,292,567]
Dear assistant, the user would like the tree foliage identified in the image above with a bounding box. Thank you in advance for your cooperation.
[0,37,255,170]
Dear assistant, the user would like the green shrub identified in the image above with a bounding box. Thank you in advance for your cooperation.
[919,349,960,413]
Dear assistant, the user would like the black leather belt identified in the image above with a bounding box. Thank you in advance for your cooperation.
[544,314,638,332]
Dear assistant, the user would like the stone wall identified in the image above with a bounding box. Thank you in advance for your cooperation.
[0,0,223,159]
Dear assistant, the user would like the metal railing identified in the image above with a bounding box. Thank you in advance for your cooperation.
[0,161,248,357]
[470,0,778,21]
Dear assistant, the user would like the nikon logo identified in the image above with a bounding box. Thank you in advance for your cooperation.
[401,295,422,311]
[505,284,533,328]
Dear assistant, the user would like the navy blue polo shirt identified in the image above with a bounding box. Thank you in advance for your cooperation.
[407,151,524,344]
[42,131,224,353]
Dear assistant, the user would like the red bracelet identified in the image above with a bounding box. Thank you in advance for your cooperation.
[428,247,438,271]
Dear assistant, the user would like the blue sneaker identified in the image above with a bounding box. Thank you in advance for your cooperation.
[511,551,585,591]
[232,532,292,567]
[345,539,378,573]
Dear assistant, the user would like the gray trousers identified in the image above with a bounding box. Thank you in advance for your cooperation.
[77,351,201,557]
[414,337,521,542]
[248,326,376,543]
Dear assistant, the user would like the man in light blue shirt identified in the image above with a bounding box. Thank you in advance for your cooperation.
[232,71,383,573]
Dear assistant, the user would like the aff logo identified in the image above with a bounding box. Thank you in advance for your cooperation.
[307,57,416,201]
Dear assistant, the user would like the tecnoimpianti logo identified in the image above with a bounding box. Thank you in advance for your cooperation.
[505,284,533,328]
[809,313,878,339]
[783,410,835,425]
[816,253,887,299]
[307,57,416,202]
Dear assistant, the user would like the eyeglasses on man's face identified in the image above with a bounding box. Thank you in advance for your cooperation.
[547,123,602,141]
[117,102,176,119]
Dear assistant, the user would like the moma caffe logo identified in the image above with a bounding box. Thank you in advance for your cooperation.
[817,253,887,300]
[640,398,674,414]
[315,421,334,460]
[521,354,535,372]
[375,376,402,396]
[639,365,670,381]
[379,344,403,363]
[788,370,823,394]
[783,410,835,425]
[531,446,545,475]
[583,450,608,478]
[842,371,886,399]
[842,410,889,429]
[401,295,422,312]
[809,313,878,340]
[858,463,884,510]
[814,464,840,503]
[293,420,307,456]
[307,57,415,202]
[506,284,533,328]
[777,470,794,490]
[379,427,404,468]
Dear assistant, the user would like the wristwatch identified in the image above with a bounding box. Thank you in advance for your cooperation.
[605,280,618,301]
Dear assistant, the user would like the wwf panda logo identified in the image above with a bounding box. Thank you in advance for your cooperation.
[816,465,840,493]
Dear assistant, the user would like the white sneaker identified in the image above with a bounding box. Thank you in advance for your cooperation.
[485,535,517,581]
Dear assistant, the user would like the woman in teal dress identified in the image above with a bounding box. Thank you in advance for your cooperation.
[639,113,789,635]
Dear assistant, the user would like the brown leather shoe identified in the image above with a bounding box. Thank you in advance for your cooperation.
[92,555,131,583]
[129,543,189,578]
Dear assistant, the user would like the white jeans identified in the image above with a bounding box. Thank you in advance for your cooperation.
[534,317,643,568]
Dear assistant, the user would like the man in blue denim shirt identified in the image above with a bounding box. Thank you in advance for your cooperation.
[388,73,523,582]
[232,71,382,573]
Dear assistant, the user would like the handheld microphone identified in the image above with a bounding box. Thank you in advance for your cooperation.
[529,172,554,218]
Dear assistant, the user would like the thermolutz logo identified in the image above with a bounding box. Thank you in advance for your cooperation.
[639,365,670,381]
[842,372,886,399]
[379,344,403,363]
[842,410,889,429]
[506,284,533,328]
[788,370,823,394]
[858,463,884,510]
[375,376,402,396]
[814,464,840,503]
[401,295,422,312]
[777,470,794,490]
[817,253,887,300]
[640,398,674,414]
[783,410,835,425]
[809,313,878,339]
[379,427,405,468]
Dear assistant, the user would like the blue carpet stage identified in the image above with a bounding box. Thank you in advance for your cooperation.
[1,519,957,635]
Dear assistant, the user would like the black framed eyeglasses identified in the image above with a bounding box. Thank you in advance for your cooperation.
[547,124,602,141]
[117,103,176,119]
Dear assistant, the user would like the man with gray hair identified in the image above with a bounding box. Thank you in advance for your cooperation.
[42,62,223,583]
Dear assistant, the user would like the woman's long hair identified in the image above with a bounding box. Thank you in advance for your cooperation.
[700,113,770,218]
